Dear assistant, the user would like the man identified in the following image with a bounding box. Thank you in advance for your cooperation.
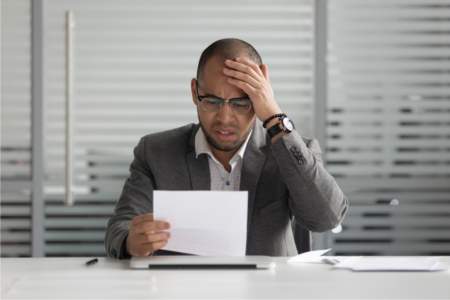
[105,38,348,258]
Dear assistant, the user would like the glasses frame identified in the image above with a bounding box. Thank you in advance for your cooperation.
[195,81,253,114]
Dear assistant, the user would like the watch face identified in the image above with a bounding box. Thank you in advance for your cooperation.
[282,117,294,131]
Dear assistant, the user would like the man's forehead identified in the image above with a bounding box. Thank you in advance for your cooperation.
[202,56,225,77]
[199,58,243,96]
[200,55,252,86]
[203,54,257,73]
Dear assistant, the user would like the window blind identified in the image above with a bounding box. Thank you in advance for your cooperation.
[42,0,315,256]
[326,0,450,255]
[1,0,32,257]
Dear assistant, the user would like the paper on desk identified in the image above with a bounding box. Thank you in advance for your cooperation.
[333,257,448,272]
[287,249,332,263]
[154,190,248,256]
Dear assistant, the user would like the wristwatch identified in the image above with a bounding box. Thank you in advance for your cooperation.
[267,115,294,138]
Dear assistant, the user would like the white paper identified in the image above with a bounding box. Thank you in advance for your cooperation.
[154,190,248,256]
[287,249,332,263]
[333,257,448,272]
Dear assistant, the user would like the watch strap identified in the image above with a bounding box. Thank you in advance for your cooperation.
[267,122,283,138]
[262,113,286,128]
[267,115,295,138]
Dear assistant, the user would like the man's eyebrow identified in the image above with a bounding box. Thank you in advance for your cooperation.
[229,96,250,101]
[200,92,222,98]
[200,94,250,101]
[199,93,249,101]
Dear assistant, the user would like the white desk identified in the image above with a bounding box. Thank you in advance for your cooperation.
[1,257,449,299]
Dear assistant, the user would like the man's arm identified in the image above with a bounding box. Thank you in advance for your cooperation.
[270,130,348,232]
[223,57,348,232]
[105,137,156,258]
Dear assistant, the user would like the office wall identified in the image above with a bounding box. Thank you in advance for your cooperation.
[1,0,449,257]
[1,0,315,256]
[326,0,450,255]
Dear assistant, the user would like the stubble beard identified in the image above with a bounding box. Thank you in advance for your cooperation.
[199,122,246,152]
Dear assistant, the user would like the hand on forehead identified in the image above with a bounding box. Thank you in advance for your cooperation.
[205,55,260,75]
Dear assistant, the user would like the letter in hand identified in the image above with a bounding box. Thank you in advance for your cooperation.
[126,213,171,256]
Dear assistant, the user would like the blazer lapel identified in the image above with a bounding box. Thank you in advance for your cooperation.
[186,125,210,190]
[240,124,267,233]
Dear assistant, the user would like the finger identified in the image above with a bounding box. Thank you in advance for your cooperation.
[225,58,262,79]
[134,231,169,247]
[224,59,262,81]
[135,240,168,256]
[135,230,170,244]
[227,78,257,96]
[151,240,168,252]
[142,231,171,244]
[260,64,270,80]
[131,213,154,226]
[142,240,168,253]
[134,220,170,234]
[223,67,260,88]
[235,57,264,76]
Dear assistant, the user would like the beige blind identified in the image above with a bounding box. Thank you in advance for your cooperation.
[1,0,32,257]
[43,0,315,256]
[326,0,450,255]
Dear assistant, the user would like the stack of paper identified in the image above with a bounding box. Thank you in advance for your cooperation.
[287,249,332,263]
[288,250,448,272]
[332,256,447,272]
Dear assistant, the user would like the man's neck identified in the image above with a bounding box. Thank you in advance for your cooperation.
[210,148,236,172]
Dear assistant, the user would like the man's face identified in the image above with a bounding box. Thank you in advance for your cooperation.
[191,56,256,153]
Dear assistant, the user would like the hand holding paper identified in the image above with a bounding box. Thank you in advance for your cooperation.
[126,213,171,256]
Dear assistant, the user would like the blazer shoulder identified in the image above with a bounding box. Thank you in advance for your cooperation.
[139,123,197,153]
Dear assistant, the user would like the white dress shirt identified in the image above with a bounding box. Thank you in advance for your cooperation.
[194,128,252,191]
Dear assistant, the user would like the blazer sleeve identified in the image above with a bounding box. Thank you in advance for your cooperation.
[104,137,155,258]
[270,130,349,232]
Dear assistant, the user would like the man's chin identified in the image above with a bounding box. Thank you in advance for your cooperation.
[206,135,241,152]
[210,140,241,152]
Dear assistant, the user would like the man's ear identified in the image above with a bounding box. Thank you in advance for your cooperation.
[191,78,198,105]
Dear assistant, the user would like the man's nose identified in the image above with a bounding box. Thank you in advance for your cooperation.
[216,101,234,123]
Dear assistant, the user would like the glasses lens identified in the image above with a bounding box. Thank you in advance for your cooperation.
[199,96,252,114]
[230,99,252,114]
[200,97,222,112]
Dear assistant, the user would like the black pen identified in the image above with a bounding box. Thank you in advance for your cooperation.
[85,258,98,266]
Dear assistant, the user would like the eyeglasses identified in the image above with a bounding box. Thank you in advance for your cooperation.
[196,84,253,114]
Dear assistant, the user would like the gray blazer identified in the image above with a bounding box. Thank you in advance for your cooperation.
[105,123,348,258]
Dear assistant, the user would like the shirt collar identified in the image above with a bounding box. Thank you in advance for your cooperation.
[195,126,252,166]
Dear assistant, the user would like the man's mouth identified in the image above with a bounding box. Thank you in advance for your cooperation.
[215,128,237,141]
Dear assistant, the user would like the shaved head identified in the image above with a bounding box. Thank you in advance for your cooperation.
[196,38,262,84]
